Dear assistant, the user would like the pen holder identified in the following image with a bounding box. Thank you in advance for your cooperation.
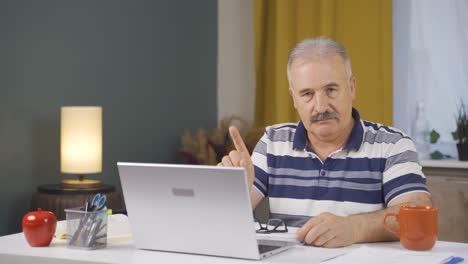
[65,207,107,250]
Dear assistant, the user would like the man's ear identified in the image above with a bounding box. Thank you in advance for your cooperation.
[349,77,357,100]
[289,88,298,109]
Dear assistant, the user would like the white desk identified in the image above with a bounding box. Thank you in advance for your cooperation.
[1,232,467,264]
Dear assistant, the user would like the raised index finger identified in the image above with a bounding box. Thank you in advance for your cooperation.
[229,126,249,154]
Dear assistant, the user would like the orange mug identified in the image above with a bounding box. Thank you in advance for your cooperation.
[383,205,437,251]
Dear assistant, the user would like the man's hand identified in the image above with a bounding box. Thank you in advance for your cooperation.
[294,193,432,247]
[295,212,356,248]
[217,126,255,188]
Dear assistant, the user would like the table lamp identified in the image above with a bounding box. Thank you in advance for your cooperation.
[60,106,102,189]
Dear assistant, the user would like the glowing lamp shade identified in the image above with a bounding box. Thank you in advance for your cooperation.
[61,106,102,188]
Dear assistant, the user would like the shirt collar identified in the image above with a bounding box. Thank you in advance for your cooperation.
[292,108,364,151]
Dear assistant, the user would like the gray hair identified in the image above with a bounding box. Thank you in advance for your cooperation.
[287,37,352,86]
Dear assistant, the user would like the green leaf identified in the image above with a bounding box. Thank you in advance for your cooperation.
[452,131,459,141]
[430,130,440,143]
[430,150,444,160]
[454,101,468,143]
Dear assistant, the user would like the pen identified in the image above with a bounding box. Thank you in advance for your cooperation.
[69,203,91,246]
[444,256,464,264]
[85,219,102,247]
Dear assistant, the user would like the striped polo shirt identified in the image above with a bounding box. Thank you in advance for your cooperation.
[251,108,429,227]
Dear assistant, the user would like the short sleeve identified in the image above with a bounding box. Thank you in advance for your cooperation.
[382,137,430,206]
[251,131,270,197]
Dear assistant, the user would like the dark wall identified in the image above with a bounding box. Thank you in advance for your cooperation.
[0,0,217,235]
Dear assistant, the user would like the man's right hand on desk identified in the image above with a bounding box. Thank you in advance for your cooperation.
[217,126,255,188]
[295,212,356,248]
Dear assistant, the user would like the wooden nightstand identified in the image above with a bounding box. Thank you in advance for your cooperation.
[31,184,125,220]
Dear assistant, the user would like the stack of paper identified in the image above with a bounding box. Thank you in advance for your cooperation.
[323,245,462,264]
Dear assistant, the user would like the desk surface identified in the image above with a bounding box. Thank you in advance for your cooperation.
[1,232,467,264]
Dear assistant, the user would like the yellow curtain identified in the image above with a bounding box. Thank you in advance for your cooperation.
[254,0,392,127]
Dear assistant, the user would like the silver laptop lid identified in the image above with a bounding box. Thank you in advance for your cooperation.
[117,162,261,259]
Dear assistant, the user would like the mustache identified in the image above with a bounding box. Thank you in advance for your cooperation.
[310,111,338,122]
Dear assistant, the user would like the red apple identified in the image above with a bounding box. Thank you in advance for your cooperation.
[22,208,57,247]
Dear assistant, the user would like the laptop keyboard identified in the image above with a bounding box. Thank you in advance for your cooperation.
[258,244,282,254]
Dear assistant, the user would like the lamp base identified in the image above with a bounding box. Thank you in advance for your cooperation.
[61,179,101,189]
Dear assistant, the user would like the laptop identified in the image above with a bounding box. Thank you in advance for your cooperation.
[117,162,296,260]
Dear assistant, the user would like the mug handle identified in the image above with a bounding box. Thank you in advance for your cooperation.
[382,212,399,238]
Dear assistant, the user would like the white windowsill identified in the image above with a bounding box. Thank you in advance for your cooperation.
[420,160,468,169]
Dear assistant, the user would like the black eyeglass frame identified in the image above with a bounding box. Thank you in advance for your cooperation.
[253,212,288,234]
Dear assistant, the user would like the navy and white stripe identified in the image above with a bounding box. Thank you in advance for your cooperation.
[252,108,429,227]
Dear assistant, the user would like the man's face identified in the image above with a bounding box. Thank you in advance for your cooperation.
[289,54,356,142]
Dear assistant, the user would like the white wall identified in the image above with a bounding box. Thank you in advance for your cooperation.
[217,0,255,125]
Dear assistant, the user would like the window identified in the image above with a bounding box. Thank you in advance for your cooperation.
[393,0,468,159]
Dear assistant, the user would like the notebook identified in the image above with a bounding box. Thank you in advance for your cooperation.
[117,162,295,260]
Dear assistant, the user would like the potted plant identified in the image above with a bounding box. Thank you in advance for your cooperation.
[452,102,468,161]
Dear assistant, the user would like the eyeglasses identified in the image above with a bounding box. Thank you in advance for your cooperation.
[253,213,288,234]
